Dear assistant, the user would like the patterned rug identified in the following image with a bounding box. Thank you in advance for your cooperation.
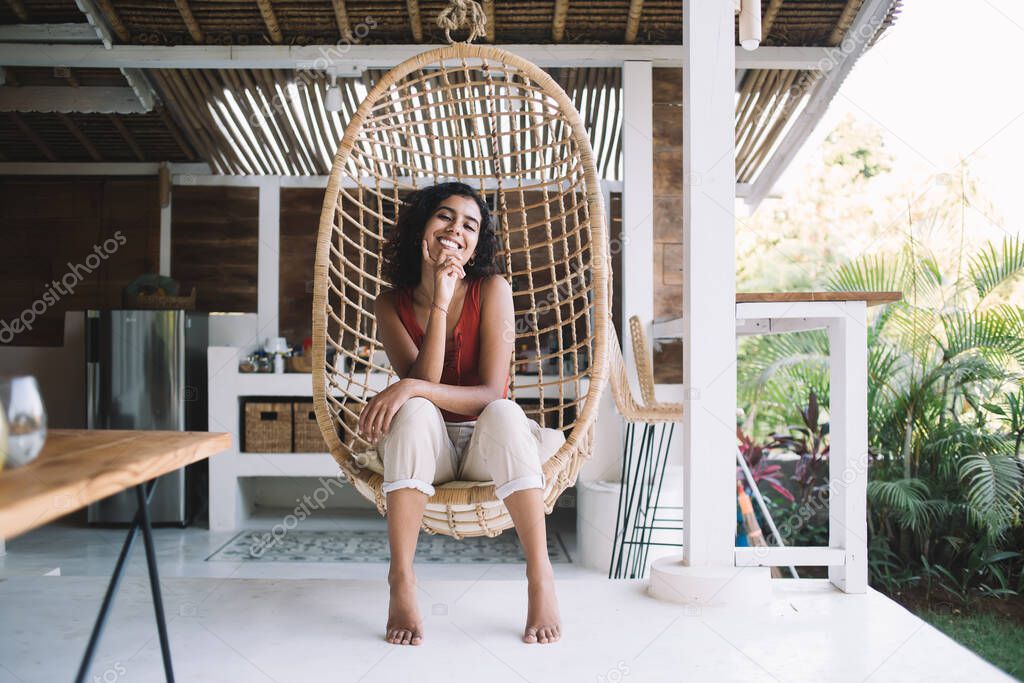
[207,529,572,564]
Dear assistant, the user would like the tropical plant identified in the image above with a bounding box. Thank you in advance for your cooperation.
[742,230,1024,591]
[765,390,830,505]
[737,112,1024,600]
[737,426,794,503]
[920,542,1022,607]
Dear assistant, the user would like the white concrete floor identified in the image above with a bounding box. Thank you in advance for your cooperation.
[0,514,1014,683]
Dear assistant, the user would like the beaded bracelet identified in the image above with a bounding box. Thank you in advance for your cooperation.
[432,302,448,315]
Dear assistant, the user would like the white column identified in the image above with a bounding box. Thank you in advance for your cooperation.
[649,0,770,605]
[159,202,171,276]
[257,176,281,341]
[159,163,172,276]
[828,302,869,593]
[621,60,654,398]
[678,0,736,568]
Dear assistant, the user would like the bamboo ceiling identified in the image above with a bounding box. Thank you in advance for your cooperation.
[1,0,892,47]
[0,0,901,182]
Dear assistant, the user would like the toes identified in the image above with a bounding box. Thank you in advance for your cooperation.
[523,627,538,644]
[411,632,423,646]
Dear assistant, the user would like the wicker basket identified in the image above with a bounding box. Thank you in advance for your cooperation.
[292,399,328,453]
[123,286,197,310]
[286,355,312,373]
[243,401,292,452]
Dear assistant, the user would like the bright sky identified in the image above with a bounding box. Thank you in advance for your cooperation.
[778,0,1024,234]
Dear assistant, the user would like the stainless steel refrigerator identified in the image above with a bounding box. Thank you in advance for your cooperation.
[85,309,209,525]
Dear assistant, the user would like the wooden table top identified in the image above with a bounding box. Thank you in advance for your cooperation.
[736,291,902,307]
[0,429,230,539]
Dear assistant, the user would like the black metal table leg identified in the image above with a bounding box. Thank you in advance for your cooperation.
[135,483,174,682]
[74,479,174,683]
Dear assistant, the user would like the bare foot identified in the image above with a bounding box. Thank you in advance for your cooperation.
[386,572,423,645]
[523,566,561,644]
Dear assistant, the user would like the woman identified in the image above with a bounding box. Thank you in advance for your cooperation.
[358,182,561,647]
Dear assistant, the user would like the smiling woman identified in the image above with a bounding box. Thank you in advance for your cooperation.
[359,181,565,646]
[380,182,502,290]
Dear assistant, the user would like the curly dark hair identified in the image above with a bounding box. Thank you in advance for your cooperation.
[381,182,503,289]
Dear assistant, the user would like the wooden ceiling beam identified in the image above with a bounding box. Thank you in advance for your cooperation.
[761,0,784,40]
[330,0,352,41]
[829,0,864,46]
[482,0,494,42]
[83,0,131,43]
[0,43,835,70]
[5,0,29,22]
[0,23,99,42]
[120,68,156,111]
[256,0,283,44]
[552,0,569,42]
[8,112,57,161]
[108,115,145,161]
[407,0,422,42]
[58,112,104,161]
[0,86,149,113]
[625,0,644,44]
[174,0,204,43]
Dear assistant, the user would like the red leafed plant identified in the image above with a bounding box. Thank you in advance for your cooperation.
[737,426,795,503]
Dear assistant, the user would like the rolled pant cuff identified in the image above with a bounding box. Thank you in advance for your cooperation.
[382,478,435,496]
[494,474,545,500]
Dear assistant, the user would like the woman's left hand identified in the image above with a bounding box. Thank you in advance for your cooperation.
[358,378,417,443]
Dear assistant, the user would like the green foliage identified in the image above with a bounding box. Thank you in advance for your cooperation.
[738,116,1024,602]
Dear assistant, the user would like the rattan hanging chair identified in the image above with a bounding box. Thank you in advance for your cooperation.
[311,0,611,538]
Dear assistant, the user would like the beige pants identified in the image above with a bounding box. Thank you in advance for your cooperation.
[378,397,559,500]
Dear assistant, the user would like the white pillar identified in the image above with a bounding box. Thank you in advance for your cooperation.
[828,302,869,593]
[648,0,770,605]
[621,60,654,398]
[257,176,281,341]
[159,202,171,276]
[159,163,171,276]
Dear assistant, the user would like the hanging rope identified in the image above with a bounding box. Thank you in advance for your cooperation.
[436,0,487,44]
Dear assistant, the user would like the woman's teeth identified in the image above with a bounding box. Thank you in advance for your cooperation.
[438,237,461,250]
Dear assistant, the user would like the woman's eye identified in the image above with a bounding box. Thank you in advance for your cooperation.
[465,224,476,231]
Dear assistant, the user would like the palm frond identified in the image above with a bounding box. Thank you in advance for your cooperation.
[968,235,1024,301]
[868,478,935,533]
[958,452,1024,541]
[940,306,1024,366]
[827,253,905,293]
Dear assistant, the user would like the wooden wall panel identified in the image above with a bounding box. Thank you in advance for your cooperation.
[652,67,684,383]
[0,177,159,346]
[171,185,258,314]
[279,187,320,345]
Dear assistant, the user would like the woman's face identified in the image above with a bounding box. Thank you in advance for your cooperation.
[421,194,482,267]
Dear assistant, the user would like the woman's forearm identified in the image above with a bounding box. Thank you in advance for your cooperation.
[406,378,503,417]
[406,305,446,383]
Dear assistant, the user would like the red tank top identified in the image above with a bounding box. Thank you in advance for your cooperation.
[395,277,511,422]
